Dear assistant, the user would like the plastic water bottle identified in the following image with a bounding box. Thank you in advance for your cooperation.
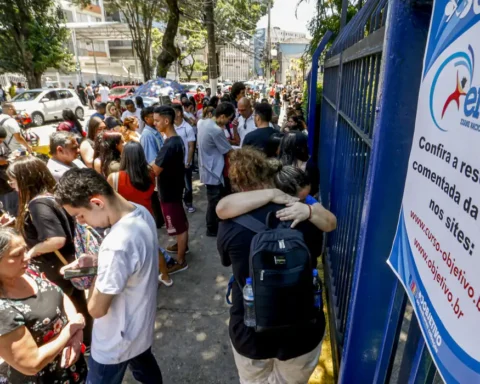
[313,270,322,310]
[243,278,256,327]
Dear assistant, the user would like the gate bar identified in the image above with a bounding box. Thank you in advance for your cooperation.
[307,30,333,155]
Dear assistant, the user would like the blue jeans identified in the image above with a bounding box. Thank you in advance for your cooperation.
[87,347,162,384]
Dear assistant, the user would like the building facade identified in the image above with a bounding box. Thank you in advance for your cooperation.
[252,28,307,78]
[218,43,251,82]
[42,0,142,87]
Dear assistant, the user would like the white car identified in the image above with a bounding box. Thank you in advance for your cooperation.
[11,88,85,127]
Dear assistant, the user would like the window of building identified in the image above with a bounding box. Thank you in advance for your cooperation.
[63,10,74,22]
[77,13,89,22]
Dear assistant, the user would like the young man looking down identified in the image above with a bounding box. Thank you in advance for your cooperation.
[151,106,189,274]
[242,102,277,156]
[54,168,162,384]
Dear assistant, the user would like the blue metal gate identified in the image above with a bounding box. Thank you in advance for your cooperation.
[312,0,446,381]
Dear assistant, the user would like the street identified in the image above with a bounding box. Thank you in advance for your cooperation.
[32,107,95,150]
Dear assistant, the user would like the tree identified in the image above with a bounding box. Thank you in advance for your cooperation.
[271,59,280,73]
[178,19,207,81]
[299,0,358,56]
[0,0,72,88]
[76,0,161,82]
[107,0,159,81]
[156,0,181,77]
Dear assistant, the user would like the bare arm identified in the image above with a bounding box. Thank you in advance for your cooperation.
[0,313,84,375]
[13,133,32,152]
[232,126,240,146]
[276,202,337,232]
[93,158,102,175]
[106,172,114,188]
[80,141,94,168]
[216,189,298,220]
[150,162,163,177]
[87,277,115,319]
[309,203,337,232]
[26,237,66,260]
[187,141,194,166]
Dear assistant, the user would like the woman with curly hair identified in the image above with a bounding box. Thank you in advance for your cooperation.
[120,116,141,143]
[216,147,330,384]
[93,131,124,177]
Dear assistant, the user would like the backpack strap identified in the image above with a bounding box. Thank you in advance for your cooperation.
[232,214,268,234]
[0,117,14,147]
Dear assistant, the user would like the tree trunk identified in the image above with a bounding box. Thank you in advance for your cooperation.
[156,0,180,78]
[25,70,42,89]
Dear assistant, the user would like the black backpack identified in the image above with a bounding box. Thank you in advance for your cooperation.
[232,213,317,332]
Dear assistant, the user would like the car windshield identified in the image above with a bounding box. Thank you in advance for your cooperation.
[12,91,42,102]
[186,85,199,91]
[110,87,129,95]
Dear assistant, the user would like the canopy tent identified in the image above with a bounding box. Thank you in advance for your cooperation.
[63,22,135,84]
[63,22,132,41]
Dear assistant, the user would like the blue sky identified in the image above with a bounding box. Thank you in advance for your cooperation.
[256,0,317,37]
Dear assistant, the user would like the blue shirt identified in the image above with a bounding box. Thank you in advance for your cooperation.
[91,112,105,120]
[140,125,164,163]
[305,195,318,205]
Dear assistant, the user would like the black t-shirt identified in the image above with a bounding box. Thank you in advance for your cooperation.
[155,135,185,203]
[24,197,76,288]
[306,158,320,197]
[242,127,277,156]
[217,203,326,360]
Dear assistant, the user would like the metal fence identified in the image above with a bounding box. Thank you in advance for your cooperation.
[313,0,445,381]
[320,0,387,345]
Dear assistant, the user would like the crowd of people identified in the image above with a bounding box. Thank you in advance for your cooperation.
[0,80,336,384]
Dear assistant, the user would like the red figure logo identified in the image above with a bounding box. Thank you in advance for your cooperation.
[441,71,467,118]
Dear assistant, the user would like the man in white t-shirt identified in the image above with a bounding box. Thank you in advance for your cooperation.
[0,103,32,152]
[236,97,256,146]
[55,168,162,384]
[122,99,144,133]
[98,82,110,103]
[172,103,196,213]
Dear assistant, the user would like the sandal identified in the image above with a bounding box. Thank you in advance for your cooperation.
[158,274,173,287]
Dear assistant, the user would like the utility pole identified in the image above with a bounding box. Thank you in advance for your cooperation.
[265,0,271,84]
[205,0,218,92]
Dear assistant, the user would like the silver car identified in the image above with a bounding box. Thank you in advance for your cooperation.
[11,88,85,126]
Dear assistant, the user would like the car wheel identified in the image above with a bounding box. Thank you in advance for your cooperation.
[75,107,84,119]
[31,112,44,127]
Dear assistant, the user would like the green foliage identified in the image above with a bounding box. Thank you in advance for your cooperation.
[299,0,359,57]
[214,0,268,45]
[302,81,323,120]
[178,19,207,81]
[0,0,72,87]
[271,59,280,73]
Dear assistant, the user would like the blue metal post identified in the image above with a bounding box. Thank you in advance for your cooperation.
[307,31,333,154]
[337,0,431,381]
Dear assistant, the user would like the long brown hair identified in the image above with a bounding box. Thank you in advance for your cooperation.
[7,156,56,234]
[87,117,105,141]
[94,131,123,177]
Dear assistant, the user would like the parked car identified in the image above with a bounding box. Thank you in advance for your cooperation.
[11,88,84,127]
[222,81,233,93]
[177,83,207,98]
[95,85,137,102]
